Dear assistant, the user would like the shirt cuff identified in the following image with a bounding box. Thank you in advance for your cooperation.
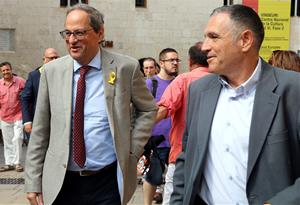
[24,122,32,126]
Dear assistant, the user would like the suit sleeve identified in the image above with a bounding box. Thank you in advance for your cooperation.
[21,72,34,123]
[25,69,51,193]
[130,62,157,158]
[170,84,193,204]
[268,107,300,204]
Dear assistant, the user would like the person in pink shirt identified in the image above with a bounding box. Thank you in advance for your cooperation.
[156,42,210,205]
[0,62,25,172]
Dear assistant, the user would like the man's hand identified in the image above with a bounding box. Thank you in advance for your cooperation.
[27,192,44,205]
[156,106,167,123]
[24,123,32,133]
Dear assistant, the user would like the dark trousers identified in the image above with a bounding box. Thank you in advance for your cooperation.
[52,161,121,205]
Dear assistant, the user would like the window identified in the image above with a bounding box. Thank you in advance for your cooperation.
[297,0,300,16]
[224,0,234,5]
[0,29,15,52]
[290,0,300,16]
[60,0,88,7]
[291,0,300,16]
[136,0,147,8]
[291,0,295,16]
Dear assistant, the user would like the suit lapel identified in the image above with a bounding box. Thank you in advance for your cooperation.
[247,62,279,180]
[196,79,221,172]
[101,49,117,136]
[62,57,74,133]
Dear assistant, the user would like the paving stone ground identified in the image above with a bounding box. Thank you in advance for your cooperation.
[0,145,147,205]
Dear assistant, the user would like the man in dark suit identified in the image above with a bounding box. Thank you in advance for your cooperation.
[21,48,59,134]
[171,4,300,205]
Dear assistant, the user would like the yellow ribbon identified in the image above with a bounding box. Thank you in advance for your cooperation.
[108,71,116,85]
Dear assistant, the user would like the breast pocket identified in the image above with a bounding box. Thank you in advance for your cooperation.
[11,89,21,103]
[265,130,291,172]
[0,92,6,101]
[267,130,288,145]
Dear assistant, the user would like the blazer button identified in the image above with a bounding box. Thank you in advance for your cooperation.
[63,164,67,168]
[248,193,256,202]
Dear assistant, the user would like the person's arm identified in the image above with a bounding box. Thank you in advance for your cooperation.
[27,192,44,205]
[267,173,300,203]
[24,122,33,134]
[156,106,167,123]
[130,62,157,158]
[170,84,193,204]
[25,68,51,198]
[21,72,34,130]
[156,75,184,123]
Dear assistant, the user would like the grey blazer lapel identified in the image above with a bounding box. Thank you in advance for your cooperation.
[101,49,117,135]
[196,79,221,173]
[247,62,280,180]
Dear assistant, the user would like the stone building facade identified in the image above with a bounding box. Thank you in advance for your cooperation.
[0,0,299,77]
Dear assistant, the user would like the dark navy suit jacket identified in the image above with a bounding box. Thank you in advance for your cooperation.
[21,68,41,124]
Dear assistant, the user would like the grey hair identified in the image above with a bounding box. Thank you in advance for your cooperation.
[67,3,104,32]
[211,4,264,50]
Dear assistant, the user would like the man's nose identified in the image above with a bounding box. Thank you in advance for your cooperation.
[68,35,78,43]
[202,38,210,52]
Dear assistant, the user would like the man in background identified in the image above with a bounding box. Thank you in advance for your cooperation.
[0,62,25,172]
[143,48,179,205]
[156,42,209,205]
[143,57,159,78]
[21,48,59,138]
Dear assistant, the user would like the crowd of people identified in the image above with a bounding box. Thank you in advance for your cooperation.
[0,3,299,205]
[0,48,60,173]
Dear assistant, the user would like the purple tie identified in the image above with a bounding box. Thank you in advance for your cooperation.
[73,66,90,168]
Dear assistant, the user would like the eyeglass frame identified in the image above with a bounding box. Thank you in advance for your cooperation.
[59,28,94,40]
[161,58,181,63]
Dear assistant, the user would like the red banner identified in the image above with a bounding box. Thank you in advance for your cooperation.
[243,0,258,12]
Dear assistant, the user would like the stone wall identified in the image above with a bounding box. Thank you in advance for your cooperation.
[0,0,299,78]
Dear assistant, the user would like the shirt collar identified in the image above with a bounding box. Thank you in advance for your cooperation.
[73,49,101,72]
[218,58,262,98]
[191,66,209,73]
[1,76,16,86]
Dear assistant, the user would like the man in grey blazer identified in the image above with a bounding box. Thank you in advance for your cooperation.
[25,4,157,205]
[171,4,300,205]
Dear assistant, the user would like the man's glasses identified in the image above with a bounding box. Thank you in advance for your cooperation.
[59,28,94,40]
[161,59,181,63]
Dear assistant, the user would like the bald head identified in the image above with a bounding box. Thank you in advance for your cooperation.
[43,48,59,64]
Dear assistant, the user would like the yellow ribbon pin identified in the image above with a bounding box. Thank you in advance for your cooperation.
[108,71,116,85]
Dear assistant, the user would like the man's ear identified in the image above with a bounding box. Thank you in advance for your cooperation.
[159,61,164,69]
[188,57,192,69]
[240,29,253,52]
[98,26,105,43]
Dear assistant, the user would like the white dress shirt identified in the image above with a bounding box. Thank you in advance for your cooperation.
[200,59,262,205]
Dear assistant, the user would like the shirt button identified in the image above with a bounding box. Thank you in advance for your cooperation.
[229,176,233,180]
[236,203,240,205]
[225,147,230,152]
[226,122,231,126]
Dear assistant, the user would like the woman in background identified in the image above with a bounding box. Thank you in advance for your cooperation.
[268,50,300,72]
